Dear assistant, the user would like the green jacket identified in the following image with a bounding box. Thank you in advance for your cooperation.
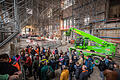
[0,74,9,80]
[41,65,54,80]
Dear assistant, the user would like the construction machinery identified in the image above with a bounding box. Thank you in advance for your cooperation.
[65,28,116,65]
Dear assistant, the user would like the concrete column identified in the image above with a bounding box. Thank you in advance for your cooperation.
[10,38,20,57]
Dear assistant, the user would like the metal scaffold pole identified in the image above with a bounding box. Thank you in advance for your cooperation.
[72,0,74,38]
[14,0,19,31]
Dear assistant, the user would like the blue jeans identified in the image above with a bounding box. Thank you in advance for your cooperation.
[100,71,104,80]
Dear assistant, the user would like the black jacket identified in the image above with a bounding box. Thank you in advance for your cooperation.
[69,63,74,72]
[0,62,18,75]
[98,60,106,71]
[108,61,115,70]
[64,55,69,62]
[31,49,36,56]
[74,65,82,79]
[79,70,89,80]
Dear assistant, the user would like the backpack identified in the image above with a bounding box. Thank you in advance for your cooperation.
[74,65,81,79]
[108,62,114,70]
[99,60,106,71]
[46,66,54,79]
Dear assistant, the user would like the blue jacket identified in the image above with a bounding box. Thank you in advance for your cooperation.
[85,58,93,70]
[105,58,109,67]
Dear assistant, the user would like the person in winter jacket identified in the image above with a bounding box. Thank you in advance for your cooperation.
[79,65,89,80]
[85,56,92,77]
[59,55,64,65]
[73,56,78,65]
[32,57,39,80]
[59,54,65,71]
[0,54,22,78]
[0,74,20,80]
[31,47,36,61]
[15,54,21,62]
[108,58,115,70]
[41,62,54,80]
[63,52,69,66]
[60,65,69,80]
[41,47,46,55]
[98,57,106,80]
[55,48,59,54]
[67,48,69,56]
[80,51,84,61]
[35,46,39,55]
[11,59,21,71]
[25,54,32,76]
[114,64,120,80]
[68,60,74,80]
[49,57,56,71]
[87,56,94,77]
[59,50,63,56]
[104,69,118,80]
[78,56,83,65]
[41,56,48,65]
[37,44,40,53]
[104,55,109,68]
[74,62,82,80]
[72,50,76,61]
[55,53,59,69]
[48,47,51,54]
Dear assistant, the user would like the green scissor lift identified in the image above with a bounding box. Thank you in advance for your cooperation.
[65,28,116,65]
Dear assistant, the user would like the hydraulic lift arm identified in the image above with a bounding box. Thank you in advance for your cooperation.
[66,27,114,46]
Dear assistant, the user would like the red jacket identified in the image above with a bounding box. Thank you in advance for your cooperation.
[25,57,32,66]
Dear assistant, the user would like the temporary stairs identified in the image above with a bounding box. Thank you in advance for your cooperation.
[0,0,32,47]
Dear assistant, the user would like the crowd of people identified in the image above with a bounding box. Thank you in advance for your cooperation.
[0,44,120,80]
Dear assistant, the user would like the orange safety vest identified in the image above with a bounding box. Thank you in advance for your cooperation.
[35,48,39,55]
[13,62,21,71]
[9,58,12,63]
[82,70,88,73]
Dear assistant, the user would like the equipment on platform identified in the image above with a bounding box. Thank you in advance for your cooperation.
[65,28,116,65]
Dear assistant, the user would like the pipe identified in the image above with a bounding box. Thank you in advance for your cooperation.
[96,27,120,30]
[99,36,120,39]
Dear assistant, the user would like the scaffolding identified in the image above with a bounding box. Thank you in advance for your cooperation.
[32,0,61,37]
[0,0,33,47]
[72,0,120,43]
[1,0,119,46]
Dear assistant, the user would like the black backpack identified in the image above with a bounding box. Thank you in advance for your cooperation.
[108,62,114,70]
[75,66,82,79]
